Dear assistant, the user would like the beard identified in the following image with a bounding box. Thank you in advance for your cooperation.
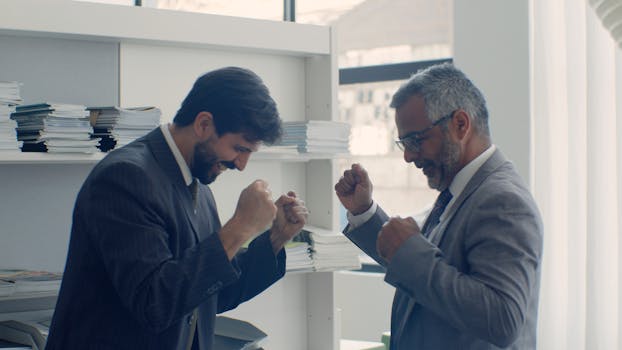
[418,132,461,191]
[191,141,235,184]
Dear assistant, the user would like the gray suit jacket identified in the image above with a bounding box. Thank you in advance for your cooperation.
[46,128,285,350]
[345,149,543,349]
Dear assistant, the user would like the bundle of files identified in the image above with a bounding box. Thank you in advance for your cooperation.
[213,316,267,350]
[0,270,62,297]
[0,81,22,106]
[88,106,161,151]
[10,103,98,153]
[0,81,22,151]
[270,121,350,154]
[284,241,314,272]
[291,225,361,272]
[0,319,49,350]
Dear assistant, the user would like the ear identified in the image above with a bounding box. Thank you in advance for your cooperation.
[193,111,216,141]
[450,109,471,141]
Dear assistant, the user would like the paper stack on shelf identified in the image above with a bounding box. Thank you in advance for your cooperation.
[0,270,62,296]
[11,103,98,153]
[0,81,22,106]
[0,81,21,151]
[213,316,267,350]
[272,120,350,154]
[88,106,161,151]
[292,225,361,272]
[0,319,48,350]
[0,105,19,152]
[284,241,313,272]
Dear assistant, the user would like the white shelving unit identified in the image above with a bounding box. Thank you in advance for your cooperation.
[0,1,342,349]
[0,151,347,165]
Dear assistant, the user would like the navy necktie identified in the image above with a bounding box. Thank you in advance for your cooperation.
[421,189,453,237]
[189,179,199,214]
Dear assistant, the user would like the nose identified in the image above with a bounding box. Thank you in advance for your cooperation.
[234,152,251,171]
[403,147,419,163]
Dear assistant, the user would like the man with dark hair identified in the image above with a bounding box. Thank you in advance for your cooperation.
[46,66,308,350]
[335,63,543,349]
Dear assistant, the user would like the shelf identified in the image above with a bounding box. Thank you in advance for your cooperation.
[0,151,104,165]
[0,292,58,314]
[0,151,348,165]
[0,0,330,56]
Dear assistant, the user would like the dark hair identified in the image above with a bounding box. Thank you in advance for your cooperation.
[390,63,490,136]
[173,66,282,144]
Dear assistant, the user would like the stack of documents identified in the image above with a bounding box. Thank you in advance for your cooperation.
[0,81,22,106]
[285,241,314,272]
[0,81,21,151]
[89,106,161,150]
[0,105,19,152]
[292,225,361,272]
[0,270,62,296]
[0,319,49,350]
[213,316,267,350]
[11,103,98,153]
[273,121,350,154]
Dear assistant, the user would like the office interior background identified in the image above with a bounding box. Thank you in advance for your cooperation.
[1,0,622,349]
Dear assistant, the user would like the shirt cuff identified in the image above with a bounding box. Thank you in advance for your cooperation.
[346,201,378,229]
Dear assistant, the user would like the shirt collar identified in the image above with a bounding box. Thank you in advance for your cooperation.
[160,124,194,186]
[445,144,496,213]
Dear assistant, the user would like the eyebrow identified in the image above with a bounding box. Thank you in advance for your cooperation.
[235,144,257,153]
[399,127,431,140]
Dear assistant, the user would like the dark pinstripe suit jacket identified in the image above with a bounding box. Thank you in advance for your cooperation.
[345,149,543,349]
[46,128,285,350]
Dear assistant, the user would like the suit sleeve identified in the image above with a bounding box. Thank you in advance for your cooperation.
[344,206,390,266]
[216,231,286,313]
[384,187,543,347]
[86,161,239,332]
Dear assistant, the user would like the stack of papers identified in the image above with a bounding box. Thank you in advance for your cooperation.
[0,81,21,151]
[89,106,161,150]
[213,316,267,350]
[0,105,19,152]
[0,81,22,106]
[292,225,361,272]
[285,242,313,272]
[11,103,98,153]
[0,270,62,296]
[271,121,350,154]
[0,320,48,350]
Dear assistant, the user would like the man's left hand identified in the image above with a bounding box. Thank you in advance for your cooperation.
[377,216,421,263]
[270,191,309,253]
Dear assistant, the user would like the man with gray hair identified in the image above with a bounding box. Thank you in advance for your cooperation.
[335,63,543,349]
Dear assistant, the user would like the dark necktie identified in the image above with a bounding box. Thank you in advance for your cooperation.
[189,179,199,214]
[421,189,453,237]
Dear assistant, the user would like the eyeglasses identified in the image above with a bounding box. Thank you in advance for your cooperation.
[394,111,454,153]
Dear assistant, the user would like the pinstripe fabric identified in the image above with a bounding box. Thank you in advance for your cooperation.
[45,128,286,350]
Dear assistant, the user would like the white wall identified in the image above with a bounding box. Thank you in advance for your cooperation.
[335,271,394,342]
[453,0,531,183]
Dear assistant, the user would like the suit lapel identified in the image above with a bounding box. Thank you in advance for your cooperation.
[145,128,201,242]
[431,149,509,247]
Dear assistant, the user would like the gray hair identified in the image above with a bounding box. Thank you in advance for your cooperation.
[390,63,490,136]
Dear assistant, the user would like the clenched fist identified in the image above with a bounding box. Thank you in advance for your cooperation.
[219,179,277,259]
[334,163,374,215]
[377,216,421,263]
[270,191,309,253]
[234,180,278,234]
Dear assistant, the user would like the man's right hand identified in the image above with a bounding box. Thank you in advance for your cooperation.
[233,179,277,234]
[220,179,277,259]
[334,163,374,215]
